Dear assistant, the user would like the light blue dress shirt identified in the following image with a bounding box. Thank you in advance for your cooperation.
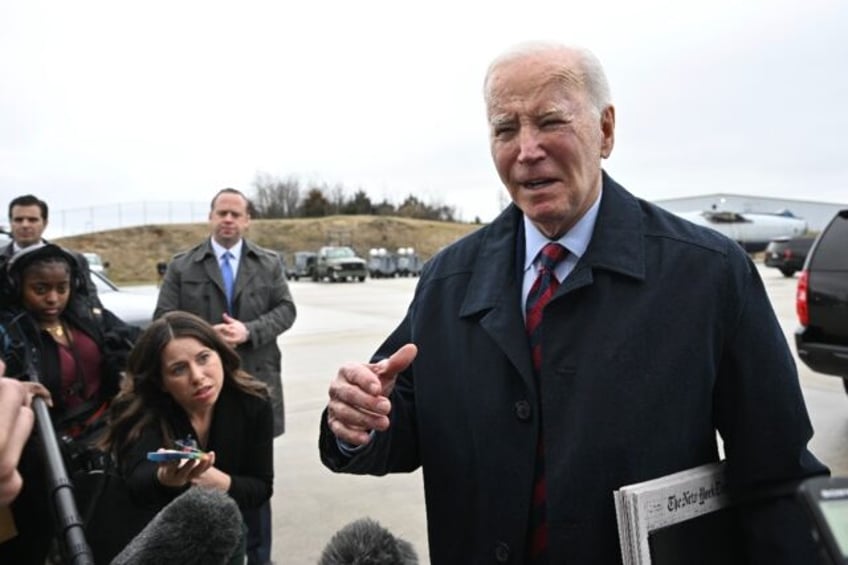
[521,189,603,315]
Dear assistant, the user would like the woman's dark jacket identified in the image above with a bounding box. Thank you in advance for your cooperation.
[119,381,274,514]
[0,295,138,565]
[0,296,139,426]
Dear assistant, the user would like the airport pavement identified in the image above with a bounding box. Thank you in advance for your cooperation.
[272,278,429,564]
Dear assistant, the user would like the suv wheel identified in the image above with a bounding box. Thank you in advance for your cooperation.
[780,268,796,277]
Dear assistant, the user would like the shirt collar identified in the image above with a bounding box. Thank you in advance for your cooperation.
[523,187,602,272]
[13,239,46,254]
[210,238,243,262]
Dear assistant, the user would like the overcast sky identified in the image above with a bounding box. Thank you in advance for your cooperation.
[1,0,846,230]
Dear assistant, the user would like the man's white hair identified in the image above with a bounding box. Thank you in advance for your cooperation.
[483,41,612,115]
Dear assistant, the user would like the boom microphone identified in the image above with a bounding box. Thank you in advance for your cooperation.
[3,313,94,564]
[319,517,418,565]
[110,487,243,565]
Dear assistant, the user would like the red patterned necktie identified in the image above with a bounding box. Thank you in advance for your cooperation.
[525,242,568,563]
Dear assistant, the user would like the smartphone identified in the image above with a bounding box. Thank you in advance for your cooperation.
[798,476,848,564]
[146,449,204,462]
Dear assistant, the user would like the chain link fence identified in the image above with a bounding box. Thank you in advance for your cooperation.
[44,201,209,238]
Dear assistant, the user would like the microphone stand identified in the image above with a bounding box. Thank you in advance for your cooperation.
[29,393,95,565]
[7,314,95,565]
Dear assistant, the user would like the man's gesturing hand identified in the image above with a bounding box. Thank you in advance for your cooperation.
[326,344,418,447]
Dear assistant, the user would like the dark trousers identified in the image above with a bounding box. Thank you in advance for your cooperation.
[244,500,272,565]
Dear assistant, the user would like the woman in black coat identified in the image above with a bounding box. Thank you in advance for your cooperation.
[99,310,274,565]
[0,243,138,564]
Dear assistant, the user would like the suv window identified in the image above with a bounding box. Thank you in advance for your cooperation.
[809,211,848,271]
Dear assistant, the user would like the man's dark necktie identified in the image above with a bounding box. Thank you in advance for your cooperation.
[525,242,568,563]
[221,251,235,311]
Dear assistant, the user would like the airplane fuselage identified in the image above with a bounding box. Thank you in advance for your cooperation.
[675,210,808,252]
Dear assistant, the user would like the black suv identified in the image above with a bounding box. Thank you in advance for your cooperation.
[795,210,848,393]
[764,235,816,277]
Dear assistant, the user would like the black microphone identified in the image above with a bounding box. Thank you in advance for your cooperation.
[319,517,418,565]
[110,487,243,565]
[4,313,94,564]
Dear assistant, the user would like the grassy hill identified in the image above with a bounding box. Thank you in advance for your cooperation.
[55,215,483,284]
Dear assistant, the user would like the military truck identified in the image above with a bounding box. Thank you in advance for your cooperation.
[368,248,398,278]
[288,251,317,281]
[396,247,423,277]
[312,246,367,282]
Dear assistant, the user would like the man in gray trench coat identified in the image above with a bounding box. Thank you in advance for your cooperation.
[155,187,296,565]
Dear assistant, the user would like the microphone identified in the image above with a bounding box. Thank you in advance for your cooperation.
[110,487,243,565]
[319,517,418,565]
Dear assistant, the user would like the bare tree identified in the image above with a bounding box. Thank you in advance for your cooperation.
[397,195,427,218]
[281,178,301,218]
[252,173,302,218]
[396,194,456,221]
[328,183,346,215]
[250,173,463,222]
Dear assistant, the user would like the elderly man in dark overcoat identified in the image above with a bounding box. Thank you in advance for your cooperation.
[319,43,828,565]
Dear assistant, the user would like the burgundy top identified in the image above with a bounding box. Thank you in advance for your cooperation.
[57,327,103,410]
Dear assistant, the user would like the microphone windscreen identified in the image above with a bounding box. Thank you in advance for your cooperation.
[319,517,418,565]
[110,487,243,565]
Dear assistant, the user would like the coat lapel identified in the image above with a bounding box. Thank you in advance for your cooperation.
[194,239,229,305]
[455,173,649,397]
[459,205,537,392]
[232,242,258,307]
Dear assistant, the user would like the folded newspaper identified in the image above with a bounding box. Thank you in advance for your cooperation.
[613,461,733,565]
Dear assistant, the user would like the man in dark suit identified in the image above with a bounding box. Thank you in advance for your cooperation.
[319,43,828,564]
[1,194,100,306]
[154,188,296,565]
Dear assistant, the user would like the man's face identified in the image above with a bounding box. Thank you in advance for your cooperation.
[10,205,47,248]
[487,50,615,239]
[209,192,250,248]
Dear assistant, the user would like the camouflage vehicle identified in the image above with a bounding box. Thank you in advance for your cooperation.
[313,246,367,282]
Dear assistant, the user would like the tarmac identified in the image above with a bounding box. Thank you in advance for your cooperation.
[270,278,429,564]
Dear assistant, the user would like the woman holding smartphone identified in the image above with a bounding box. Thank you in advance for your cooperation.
[99,310,273,563]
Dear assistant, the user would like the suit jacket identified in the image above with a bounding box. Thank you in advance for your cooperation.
[320,173,828,564]
[154,237,296,436]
